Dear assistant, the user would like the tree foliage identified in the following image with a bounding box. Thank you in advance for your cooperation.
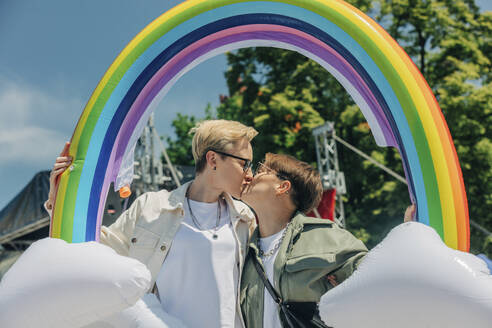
[164,105,214,166]
[377,0,492,254]
[165,0,491,254]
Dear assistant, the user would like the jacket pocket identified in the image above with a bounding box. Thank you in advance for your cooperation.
[128,226,161,264]
[284,253,336,273]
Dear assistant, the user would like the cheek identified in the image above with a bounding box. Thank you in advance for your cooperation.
[250,182,272,197]
[232,167,246,181]
[225,168,244,185]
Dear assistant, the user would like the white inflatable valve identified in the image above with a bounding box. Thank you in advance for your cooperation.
[0,238,151,328]
[319,222,492,328]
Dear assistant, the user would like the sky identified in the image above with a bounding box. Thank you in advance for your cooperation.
[0,0,230,209]
[0,0,491,210]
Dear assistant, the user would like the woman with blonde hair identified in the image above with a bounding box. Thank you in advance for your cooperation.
[46,119,258,328]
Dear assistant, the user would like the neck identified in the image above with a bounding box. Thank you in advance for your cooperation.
[187,174,222,203]
[256,202,296,238]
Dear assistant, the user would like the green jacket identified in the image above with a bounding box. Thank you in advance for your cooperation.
[240,213,368,328]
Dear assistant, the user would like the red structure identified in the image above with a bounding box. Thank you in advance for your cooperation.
[307,189,337,221]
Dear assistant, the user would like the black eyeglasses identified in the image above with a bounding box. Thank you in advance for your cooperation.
[211,149,253,172]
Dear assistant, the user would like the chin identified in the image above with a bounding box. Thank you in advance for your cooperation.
[238,185,249,200]
[230,189,242,199]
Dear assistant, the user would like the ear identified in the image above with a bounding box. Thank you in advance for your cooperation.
[276,180,291,196]
[205,150,217,170]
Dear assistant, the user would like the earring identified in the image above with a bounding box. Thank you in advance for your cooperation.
[213,167,216,171]
[286,191,289,194]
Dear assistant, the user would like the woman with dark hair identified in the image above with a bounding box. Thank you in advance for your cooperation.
[239,153,368,328]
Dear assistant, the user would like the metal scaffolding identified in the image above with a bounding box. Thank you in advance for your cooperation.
[132,113,181,198]
[312,122,346,227]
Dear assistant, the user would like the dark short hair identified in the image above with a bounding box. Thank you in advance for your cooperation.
[264,153,323,213]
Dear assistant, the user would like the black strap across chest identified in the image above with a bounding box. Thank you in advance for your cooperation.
[251,255,332,328]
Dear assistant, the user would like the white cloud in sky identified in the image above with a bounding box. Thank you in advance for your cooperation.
[0,53,227,208]
[0,77,83,165]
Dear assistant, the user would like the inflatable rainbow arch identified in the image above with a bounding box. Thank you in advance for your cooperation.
[50,0,469,251]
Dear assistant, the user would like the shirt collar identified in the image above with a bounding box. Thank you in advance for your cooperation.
[164,180,254,223]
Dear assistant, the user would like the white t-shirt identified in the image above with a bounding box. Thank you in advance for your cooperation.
[259,228,286,328]
[156,198,240,328]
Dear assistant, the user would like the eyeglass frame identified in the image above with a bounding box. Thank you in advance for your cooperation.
[208,149,253,172]
[253,162,290,181]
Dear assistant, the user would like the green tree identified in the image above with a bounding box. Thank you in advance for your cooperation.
[164,104,214,166]
[377,0,492,254]
[214,0,409,247]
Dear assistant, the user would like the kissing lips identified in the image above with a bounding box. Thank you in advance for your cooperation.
[240,183,251,199]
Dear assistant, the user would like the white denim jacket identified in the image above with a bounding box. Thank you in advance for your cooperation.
[99,181,256,327]
[100,181,255,283]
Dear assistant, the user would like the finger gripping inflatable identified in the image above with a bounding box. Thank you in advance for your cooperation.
[50,0,469,251]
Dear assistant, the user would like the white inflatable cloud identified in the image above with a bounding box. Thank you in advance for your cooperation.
[319,222,492,328]
[85,294,188,328]
[0,238,151,328]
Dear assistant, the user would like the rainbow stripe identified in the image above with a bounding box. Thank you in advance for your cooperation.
[50,0,469,251]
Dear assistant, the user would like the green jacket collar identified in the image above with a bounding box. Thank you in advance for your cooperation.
[248,213,308,286]
[248,212,309,250]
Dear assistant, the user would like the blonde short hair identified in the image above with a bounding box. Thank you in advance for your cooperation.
[190,120,258,173]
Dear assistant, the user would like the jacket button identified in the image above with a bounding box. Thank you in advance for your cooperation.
[131,237,137,243]
[160,244,167,251]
